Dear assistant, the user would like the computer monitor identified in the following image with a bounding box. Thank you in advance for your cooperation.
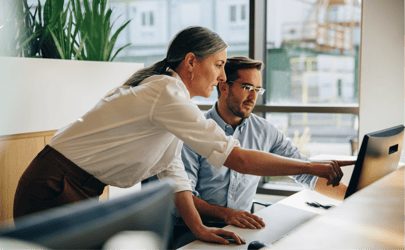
[345,125,404,198]
[0,178,175,249]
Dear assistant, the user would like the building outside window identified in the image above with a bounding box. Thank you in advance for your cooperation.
[264,0,361,187]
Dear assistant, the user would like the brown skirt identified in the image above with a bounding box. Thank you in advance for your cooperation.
[13,145,106,219]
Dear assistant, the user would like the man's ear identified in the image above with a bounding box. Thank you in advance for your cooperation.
[219,81,230,98]
[184,52,197,72]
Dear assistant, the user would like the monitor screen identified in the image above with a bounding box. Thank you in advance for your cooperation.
[345,125,404,198]
[0,178,175,249]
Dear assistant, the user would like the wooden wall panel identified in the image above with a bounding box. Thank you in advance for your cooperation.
[0,137,45,223]
[0,130,109,224]
[45,135,53,145]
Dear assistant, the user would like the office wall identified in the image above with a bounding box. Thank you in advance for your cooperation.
[0,57,143,224]
[359,0,404,143]
[0,57,143,136]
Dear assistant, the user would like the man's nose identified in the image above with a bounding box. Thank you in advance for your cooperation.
[249,89,258,100]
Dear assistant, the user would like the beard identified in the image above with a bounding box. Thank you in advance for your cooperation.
[226,90,254,119]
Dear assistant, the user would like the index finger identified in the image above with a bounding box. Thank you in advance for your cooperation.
[337,160,356,166]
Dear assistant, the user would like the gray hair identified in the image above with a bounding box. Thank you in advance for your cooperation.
[123,26,228,87]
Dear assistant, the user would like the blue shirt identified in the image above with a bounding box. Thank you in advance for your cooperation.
[181,103,318,212]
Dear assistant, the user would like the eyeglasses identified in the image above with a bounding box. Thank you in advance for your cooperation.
[227,81,266,95]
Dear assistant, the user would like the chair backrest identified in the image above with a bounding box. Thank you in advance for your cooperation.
[0,178,175,249]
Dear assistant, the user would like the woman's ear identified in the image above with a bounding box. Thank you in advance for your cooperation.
[184,52,197,72]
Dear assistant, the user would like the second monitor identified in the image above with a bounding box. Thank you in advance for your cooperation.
[345,124,404,198]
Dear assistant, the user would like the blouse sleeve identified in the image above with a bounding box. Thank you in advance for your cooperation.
[151,79,240,169]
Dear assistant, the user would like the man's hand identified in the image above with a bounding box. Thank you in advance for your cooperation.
[223,208,265,229]
[193,225,246,245]
[310,160,355,187]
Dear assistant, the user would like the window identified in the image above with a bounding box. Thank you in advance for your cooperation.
[241,4,246,20]
[142,12,146,26]
[141,11,154,27]
[229,4,248,24]
[264,0,361,187]
[230,5,236,22]
[149,11,154,26]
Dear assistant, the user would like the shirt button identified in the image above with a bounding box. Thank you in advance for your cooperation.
[229,194,233,198]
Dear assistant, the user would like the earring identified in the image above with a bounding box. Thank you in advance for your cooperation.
[189,72,194,81]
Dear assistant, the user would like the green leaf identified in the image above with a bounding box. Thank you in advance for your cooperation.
[17,31,39,52]
[37,0,43,26]
[83,0,91,16]
[48,26,64,59]
[110,43,130,62]
[74,34,87,60]
[67,11,73,58]
[43,0,51,24]
[108,19,131,49]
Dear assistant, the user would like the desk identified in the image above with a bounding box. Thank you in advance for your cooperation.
[182,157,404,249]
[271,165,404,249]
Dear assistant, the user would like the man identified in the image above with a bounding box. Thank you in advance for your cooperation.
[172,56,348,244]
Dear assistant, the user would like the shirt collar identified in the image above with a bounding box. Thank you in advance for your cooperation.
[207,102,248,129]
[167,68,191,100]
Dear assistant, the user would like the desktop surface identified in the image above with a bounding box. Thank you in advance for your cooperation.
[181,156,404,249]
[271,166,404,249]
[181,155,405,249]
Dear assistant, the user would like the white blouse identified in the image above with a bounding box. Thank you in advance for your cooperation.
[49,71,240,193]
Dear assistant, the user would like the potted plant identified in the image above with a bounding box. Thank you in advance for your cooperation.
[70,0,131,61]
[0,0,131,61]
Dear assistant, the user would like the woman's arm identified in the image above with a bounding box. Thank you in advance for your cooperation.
[225,147,355,187]
[174,191,245,245]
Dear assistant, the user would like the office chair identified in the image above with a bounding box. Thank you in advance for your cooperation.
[251,199,272,213]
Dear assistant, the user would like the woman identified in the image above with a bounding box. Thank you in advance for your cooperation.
[14,26,352,245]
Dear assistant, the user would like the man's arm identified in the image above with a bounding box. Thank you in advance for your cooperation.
[182,141,265,229]
[192,196,265,229]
